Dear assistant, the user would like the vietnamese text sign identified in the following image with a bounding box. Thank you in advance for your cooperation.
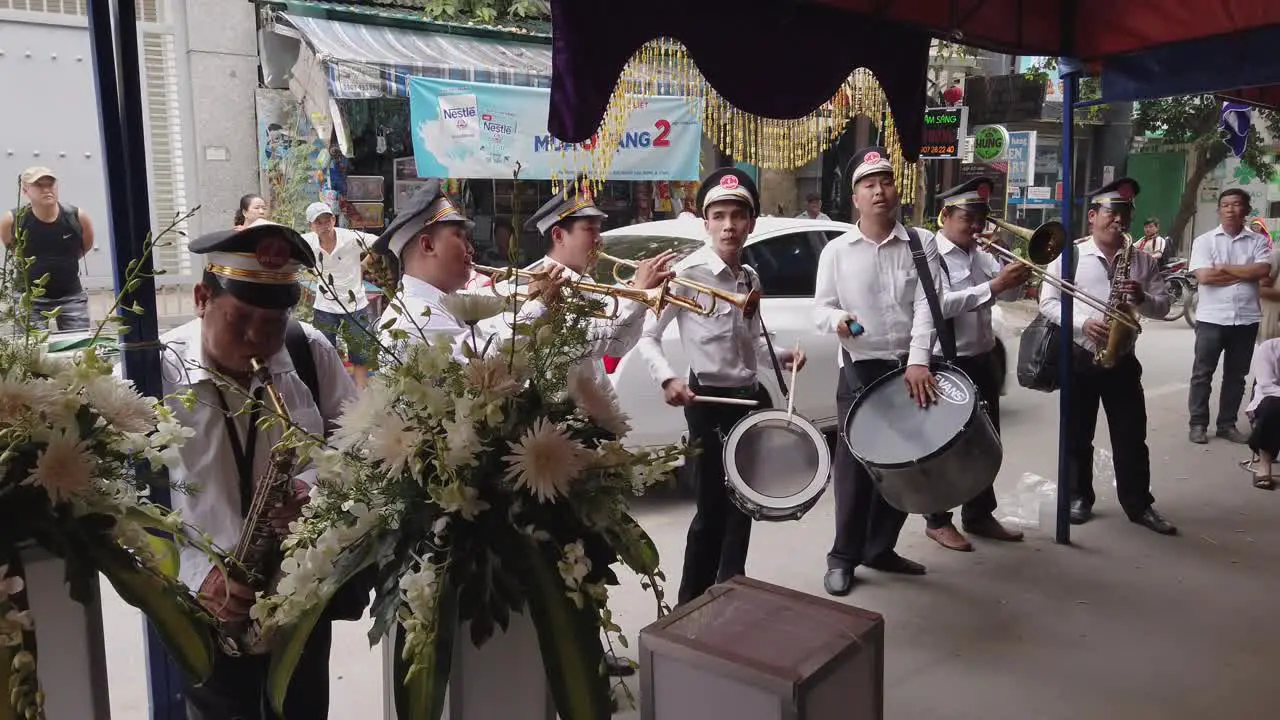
[409,76,702,181]
[921,106,968,159]
[1006,131,1036,186]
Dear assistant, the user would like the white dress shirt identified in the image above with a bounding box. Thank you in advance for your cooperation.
[157,319,357,594]
[636,246,776,387]
[812,222,942,367]
[935,231,1022,357]
[1189,225,1271,326]
[1038,237,1171,353]
[378,275,472,360]
[475,255,650,387]
[302,228,376,314]
[1247,338,1280,415]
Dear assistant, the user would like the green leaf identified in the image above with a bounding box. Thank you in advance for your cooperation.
[602,513,660,576]
[503,531,612,720]
[393,578,458,720]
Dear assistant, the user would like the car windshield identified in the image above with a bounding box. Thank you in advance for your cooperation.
[598,234,704,281]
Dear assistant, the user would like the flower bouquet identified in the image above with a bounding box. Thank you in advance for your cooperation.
[253,290,687,719]
[0,208,219,719]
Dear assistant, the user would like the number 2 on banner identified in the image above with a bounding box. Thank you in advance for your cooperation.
[653,119,671,147]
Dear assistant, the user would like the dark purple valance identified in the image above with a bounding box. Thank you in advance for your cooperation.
[546,0,933,161]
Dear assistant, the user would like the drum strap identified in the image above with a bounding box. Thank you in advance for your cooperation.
[905,227,957,362]
[751,274,792,399]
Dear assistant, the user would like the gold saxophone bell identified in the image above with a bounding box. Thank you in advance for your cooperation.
[596,251,760,319]
[470,263,713,318]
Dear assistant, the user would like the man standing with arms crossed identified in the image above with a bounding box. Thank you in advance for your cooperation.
[1187,188,1272,445]
[636,167,804,606]
[813,147,942,596]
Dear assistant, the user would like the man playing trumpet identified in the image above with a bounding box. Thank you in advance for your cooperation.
[1039,178,1176,535]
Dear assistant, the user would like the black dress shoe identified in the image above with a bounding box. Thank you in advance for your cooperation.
[605,651,636,677]
[823,568,853,596]
[1069,498,1093,524]
[863,552,926,575]
[1132,507,1177,536]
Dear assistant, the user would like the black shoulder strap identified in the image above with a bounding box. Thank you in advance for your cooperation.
[285,319,323,416]
[904,227,956,361]
[745,266,791,399]
[60,203,82,238]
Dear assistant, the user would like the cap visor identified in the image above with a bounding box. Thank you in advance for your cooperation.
[215,276,301,310]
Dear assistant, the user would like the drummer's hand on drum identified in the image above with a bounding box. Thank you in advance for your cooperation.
[629,250,678,290]
[836,313,858,339]
[662,378,697,407]
[1083,318,1110,346]
[903,364,938,408]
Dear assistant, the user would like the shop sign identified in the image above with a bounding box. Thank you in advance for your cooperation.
[972,125,1010,163]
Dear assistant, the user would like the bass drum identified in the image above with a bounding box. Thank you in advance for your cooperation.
[843,363,1002,515]
[723,409,831,522]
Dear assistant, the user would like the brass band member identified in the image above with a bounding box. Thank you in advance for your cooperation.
[635,167,805,605]
[922,177,1030,550]
[1038,178,1176,535]
[813,147,941,596]
[166,220,358,718]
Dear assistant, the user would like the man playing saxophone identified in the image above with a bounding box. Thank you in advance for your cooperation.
[1038,178,1176,535]
[160,219,358,719]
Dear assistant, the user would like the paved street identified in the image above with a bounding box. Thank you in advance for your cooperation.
[100,311,1280,718]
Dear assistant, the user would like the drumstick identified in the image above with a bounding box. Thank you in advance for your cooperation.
[786,340,801,422]
[691,396,760,407]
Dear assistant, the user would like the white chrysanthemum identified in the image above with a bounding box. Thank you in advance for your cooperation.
[503,419,586,502]
[567,368,631,437]
[0,374,44,424]
[82,375,157,433]
[332,382,396,450]
[25,428,96,504]
[443,293,507,326]
[463,354,523,398]
[368,414,422,475]
[400,378,453,419]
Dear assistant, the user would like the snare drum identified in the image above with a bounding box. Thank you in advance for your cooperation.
[724,409,832,522]
[843,362,1002,515]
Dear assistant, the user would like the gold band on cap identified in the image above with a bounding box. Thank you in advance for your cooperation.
[944,194,986,208]
[206,263,301,285]
[557,196,595,219]
[424,201,460,225]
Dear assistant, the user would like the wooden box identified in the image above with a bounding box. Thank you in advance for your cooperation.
[639,576,884,720]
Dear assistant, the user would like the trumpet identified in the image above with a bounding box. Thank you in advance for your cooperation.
[596,251,762,319]
[470,263,713,318]
[944,212,1141,332]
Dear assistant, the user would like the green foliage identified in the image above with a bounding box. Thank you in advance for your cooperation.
[421,0,548,24]
[265,106,330,231]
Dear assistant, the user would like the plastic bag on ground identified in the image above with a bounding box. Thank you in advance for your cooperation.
[996,448,1116,529]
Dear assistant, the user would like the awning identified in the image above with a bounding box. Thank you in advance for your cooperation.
[276,12,553,99]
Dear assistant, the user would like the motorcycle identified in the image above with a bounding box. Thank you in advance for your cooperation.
[1160,257,1196,325]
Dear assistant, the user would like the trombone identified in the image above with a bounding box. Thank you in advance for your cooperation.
[470,263,713,318]
[596,251,762,319]
[955,214,1141,332]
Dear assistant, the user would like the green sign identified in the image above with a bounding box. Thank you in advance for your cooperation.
[973,125,1009,162]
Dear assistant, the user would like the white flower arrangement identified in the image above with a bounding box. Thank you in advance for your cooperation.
[252,276,688,720]
[0,207,221,719]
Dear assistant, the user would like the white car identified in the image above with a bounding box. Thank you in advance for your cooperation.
[598,216,854,453]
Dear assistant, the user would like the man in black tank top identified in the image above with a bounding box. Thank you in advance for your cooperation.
[0,167,95,331]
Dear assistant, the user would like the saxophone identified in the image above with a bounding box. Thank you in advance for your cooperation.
[218,357,298,656]
[1093,233,1142,369]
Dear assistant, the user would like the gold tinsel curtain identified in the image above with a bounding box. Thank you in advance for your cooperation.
[553,37,917,205]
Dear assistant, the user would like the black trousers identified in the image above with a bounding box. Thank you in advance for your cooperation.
[1189,321,1259,430]
[1068,352,1155,520]
[185,620,333,720]
[677,377,772,605]
[1249,396,1280,458]
[925,350,1001,529]
[827,359,909,571]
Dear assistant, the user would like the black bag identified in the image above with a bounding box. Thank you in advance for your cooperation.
[1016,253,1080,393]
[284,320,376,622]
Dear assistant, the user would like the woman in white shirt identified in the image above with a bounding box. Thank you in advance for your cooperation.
[1246,337,1280,489]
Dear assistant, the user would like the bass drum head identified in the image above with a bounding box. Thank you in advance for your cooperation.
[845,363,979,467]
[724,409,831,521]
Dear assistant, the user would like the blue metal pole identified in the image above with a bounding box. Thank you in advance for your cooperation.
[85,1,185,717]
[1055,70,1080,545]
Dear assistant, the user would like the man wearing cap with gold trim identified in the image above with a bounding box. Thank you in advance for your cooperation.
[1039,177,1176,535]
[813,146,944,596]
[0,166,96,331]
[158,219,358,718]
[636,166,805,606]
[919,177,1030,551]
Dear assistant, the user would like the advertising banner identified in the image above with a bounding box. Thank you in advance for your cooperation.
[409,76,702,181]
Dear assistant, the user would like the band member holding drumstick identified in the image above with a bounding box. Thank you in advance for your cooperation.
[1039,178,1177,535]
[635,167,805,606]
[921,177,1030,551]
[814,147,942,596]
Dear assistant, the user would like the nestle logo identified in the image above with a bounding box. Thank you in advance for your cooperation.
[483,120,514,134]
[442,106,476,119]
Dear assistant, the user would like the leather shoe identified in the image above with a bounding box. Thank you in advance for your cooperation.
[863,552,926,575]
[1069,498,1093,524]
[605,651,636,677]
[963,516,1025,542]
[1189,426,1208,444]
[1132,507,1177,535]
[823,568,853,596]
[1217,426,1250,444]
[925,524,973,551]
